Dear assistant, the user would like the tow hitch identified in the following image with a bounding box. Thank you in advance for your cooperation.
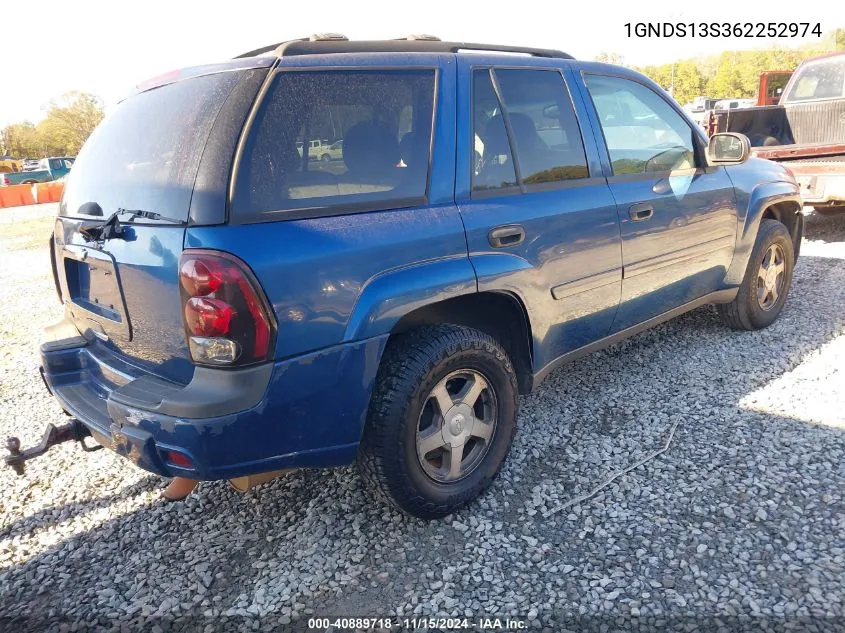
[5,420,102,475]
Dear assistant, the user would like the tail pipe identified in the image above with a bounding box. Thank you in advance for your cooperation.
[5,420,102,475]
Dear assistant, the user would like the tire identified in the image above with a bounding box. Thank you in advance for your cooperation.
[359,324,518,519]
[717,219,794,330]
[321,154,331,163]
[814,206,845,216]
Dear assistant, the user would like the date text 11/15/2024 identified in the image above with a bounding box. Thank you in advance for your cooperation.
[307,617,528,630]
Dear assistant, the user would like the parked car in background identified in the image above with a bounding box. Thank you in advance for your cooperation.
[714,98,756,111]
[708,51,845,214]
[295,139,331,160]
[756,70,793,106]
[684,96,720,112]
[0,156,74,186]
[683,96,721,126]
[0,156,23,173]
[325,139,344,161]
[9,36,802,520]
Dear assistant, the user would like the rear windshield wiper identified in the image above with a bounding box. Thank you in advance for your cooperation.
[79,207,185,242]
[116,208,185,224]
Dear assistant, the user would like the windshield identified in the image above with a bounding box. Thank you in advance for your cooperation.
[60,70,244,221]
[785,56,845,102]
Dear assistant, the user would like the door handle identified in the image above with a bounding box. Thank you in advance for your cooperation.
[488,224,525,248]
[628,203,654,222]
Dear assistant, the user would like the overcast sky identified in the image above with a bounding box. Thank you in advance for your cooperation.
[1,0,840,127]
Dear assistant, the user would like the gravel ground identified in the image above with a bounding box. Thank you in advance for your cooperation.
[1,205,844,633]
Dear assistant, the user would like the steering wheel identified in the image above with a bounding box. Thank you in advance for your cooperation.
[645,146,692,173]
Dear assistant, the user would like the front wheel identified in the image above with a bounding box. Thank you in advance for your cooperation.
[717,218,794,330]
[359,325,518,519]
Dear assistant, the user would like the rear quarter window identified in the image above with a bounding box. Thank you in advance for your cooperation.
[232,69,436,221]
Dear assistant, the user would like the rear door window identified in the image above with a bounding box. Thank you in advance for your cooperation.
[233,69,436,220]
[471,68,589,193]
[472,70,517,192]
[494,69,589,185]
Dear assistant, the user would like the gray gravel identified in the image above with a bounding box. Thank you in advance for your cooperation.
[1,205,844,632]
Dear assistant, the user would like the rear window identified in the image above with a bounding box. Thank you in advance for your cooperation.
[232,69,436,221]
[786,57,845,101]
[61,71,243,221]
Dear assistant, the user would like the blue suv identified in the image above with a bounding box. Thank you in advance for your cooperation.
[9,36,803,519]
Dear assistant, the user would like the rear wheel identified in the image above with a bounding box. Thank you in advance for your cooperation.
[718,219,794,330]
[359,325,518,519]
[321,154,331,162]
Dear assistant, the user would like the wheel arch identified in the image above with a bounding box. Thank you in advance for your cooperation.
[389,291,534,395]
[762,199,804,259]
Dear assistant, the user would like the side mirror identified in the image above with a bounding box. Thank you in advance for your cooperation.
[708,132,750,165]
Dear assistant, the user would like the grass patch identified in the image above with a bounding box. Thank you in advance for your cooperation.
[0,215,54,252]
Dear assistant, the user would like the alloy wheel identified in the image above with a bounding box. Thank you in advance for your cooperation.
[756,243,786,311]
[415,369,498,483]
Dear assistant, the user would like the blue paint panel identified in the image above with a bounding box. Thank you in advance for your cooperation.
[42,336,387,478]
[54,219,194,384]
[186,202,470,359]
[459,187,623,369]
[604,170,739,331]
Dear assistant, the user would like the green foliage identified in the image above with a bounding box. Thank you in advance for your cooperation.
[0,92,104,158]
[595,26,844,106]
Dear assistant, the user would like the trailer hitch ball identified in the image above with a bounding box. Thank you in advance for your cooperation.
[6,437,23,475]
[4,421,99,476]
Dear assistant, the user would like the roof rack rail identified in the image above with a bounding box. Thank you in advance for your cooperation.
[234,37,573,60]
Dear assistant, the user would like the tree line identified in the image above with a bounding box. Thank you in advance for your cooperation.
[596,27,845,107]
[0,92,104,159]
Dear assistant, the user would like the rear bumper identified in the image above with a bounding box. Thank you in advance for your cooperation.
[40,321,388,479]
[786,160,845,205]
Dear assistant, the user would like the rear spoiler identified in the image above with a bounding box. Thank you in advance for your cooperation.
[133,57,275,96]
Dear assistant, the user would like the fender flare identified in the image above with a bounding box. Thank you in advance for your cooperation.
[724,180,802,286]
[343,256,478,342]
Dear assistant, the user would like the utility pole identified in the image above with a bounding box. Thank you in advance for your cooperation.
[670,63,676,97]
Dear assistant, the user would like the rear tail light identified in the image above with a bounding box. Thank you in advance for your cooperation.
[179,251,276,367]
[1,176,9,185]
